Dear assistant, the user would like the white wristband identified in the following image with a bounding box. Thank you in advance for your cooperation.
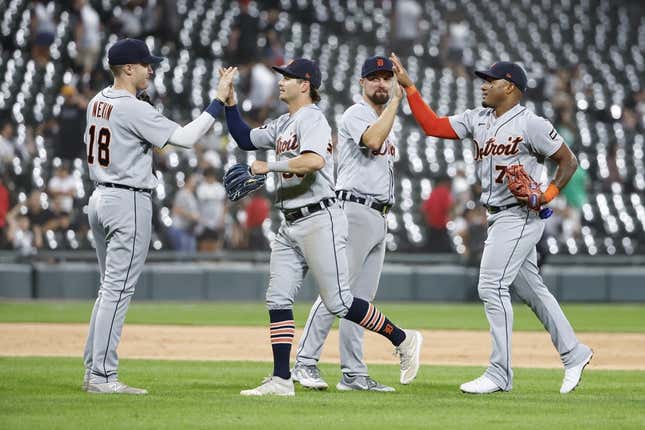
[267,160,290,172]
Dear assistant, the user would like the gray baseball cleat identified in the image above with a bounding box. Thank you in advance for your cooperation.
[87,381,148,395]
[395,330,423,384]
[336,374,396,392]
[291,363,329,390]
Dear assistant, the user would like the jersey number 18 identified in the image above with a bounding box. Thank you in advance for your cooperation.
[87,125,111,167]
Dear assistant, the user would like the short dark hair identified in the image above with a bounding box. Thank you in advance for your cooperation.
[109,65,125,76]
[297,79,321,103]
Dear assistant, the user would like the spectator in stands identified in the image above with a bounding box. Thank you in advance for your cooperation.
[25,190,53,249]
[561,166,589,240]
[6,211,35,255]
[72,0,102,87]
[259,7,285,65]
[391,0,422,58]
[442,12,474,71]
[45,195,72,240]
[228,0,260,65]
[421,176,454,253]
[556,109,577,149]
[243,191,270,251]
[196,167,227,252]
[247,55,279,124]
[30,0,57,67]
[168,174,200,252]
[48,163,77,215]
[54,85,87,160]
[0,174,9,248]
[0,122,16,166]
[116,1,144,38]
[462,205,487,267]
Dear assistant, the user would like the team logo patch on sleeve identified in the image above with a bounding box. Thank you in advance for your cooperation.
[549,128,558,140]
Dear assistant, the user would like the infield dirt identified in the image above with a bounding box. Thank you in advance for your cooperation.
[1,323,643,370]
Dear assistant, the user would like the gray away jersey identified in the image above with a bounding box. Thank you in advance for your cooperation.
[250,104,335,210]
[336,99,398,204]
[84,87,179,189]
[449,104,564,207]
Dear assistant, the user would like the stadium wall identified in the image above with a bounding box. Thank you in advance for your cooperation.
[1,263,644,302]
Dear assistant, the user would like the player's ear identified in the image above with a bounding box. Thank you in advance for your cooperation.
[301,79,310,95]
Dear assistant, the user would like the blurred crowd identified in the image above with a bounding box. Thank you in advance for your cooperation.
[0,0,643,257]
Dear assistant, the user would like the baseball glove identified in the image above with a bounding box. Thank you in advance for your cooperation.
[223,163,267,201]
[505,164,542,210]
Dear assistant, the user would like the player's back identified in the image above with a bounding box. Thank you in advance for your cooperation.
[85,87,176,190]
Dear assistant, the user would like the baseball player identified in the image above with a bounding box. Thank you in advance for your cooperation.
[292,56,402,392]
[82,38,237,394]
[221,58,422,396]
[390,54,593,394]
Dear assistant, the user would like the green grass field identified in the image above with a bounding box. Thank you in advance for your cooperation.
[1,301,645,429]
[1,358,644,430]
[1,301,644,331]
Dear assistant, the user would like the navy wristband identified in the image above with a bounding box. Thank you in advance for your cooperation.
[205,98,225,118]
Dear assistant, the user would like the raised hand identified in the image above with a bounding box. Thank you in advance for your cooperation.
[391,82,404,103]
[389,53,414,88]
[216,67,238,105]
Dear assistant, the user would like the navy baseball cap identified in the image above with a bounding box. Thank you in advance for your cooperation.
[108,38,164,66]
[272,58,322,89]
[361,56,394,78]
[475,62,527,93]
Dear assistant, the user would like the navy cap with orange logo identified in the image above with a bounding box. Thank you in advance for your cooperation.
[475,62,527,93]
[272,58,322,89]
[108,38,164,66]
[361,55,394,78]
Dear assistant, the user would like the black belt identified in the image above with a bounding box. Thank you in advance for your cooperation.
[336,190,392,215]
[282,198,336,222]
[484,203,521,214]
[98,182,153,194]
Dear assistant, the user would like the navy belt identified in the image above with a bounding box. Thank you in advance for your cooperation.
[336,190,392,215]
[282,198,336,222]
[98,182,153,194]
[484,203,521,214]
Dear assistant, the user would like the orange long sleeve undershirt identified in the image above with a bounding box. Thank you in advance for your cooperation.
[405,86,460,139]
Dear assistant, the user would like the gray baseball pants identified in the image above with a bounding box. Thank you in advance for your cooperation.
[83,186,152,383]
[479,206,591,390]
[296,201,387,375]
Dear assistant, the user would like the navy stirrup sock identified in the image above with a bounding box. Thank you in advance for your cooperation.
[344,298,406,346]
[269,309,295,379]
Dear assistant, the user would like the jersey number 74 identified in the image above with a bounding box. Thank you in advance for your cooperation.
[87,125,111,167]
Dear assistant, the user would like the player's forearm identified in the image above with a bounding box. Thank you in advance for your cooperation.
[550,152,578,191]
[405,86,460,139]
[361,102,399,150]
[544,144,578,203]
[224,105,257,151]
[168,100,224,148]
[268,153,324,174]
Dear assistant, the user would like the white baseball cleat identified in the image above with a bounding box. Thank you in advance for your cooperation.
[560,349,593,394]
[291,364,329,390]
[86,381,148,395]
[395,330,423,384]
[240,376,295,397]
[460,375,503,394]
